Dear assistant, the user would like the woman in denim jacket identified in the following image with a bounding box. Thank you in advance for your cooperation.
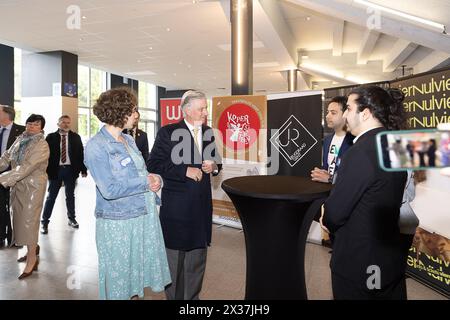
[84,87,171,300]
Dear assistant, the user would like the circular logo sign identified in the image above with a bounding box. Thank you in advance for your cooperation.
[218,103,261,150]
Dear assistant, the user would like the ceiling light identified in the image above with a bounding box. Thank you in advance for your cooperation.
[354,0,446,33]
[82,16,87,19]
[187,65,191,68]
[137,59,141,63]
[300,62,365,84]
[207,54,211,57]
[126,70,156,76]
[305,16,311,21]
[301,55,309,59]
[345,75,366,83]
[166,27,171,32]
[149,47,153,50]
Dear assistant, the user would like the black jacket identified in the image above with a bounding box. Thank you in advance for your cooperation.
[0,123,25,173]
[122,128,149,164]
[323,128,407,292]
[147,120,222,250]
[6,123,25,150]
[46,130,87,180]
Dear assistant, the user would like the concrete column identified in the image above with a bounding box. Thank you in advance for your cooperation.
[287,69,298,92]
[231,0,253,95]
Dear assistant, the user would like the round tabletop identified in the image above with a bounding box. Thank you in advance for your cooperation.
[222,175,332,201]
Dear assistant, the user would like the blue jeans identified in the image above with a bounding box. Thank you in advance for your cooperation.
[41,166,77,225]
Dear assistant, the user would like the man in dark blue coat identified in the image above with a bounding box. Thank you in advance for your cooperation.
[311,96,353,248]
[147,90,222,300]
[0,105,25,247]
[311,96,353,185]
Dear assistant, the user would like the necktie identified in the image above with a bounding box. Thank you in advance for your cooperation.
[192,127,200,150]
[0,128,5,155]
[61,134,67,163]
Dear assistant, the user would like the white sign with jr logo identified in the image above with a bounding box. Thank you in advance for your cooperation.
[270,115,318,167]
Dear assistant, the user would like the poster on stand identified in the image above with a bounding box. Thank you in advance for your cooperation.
[211,95,267,228]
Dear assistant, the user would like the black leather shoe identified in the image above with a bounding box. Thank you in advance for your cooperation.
[40,224,48,234]
[68,219,79,229]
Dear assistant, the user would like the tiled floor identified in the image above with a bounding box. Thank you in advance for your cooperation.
[0,175,447,300]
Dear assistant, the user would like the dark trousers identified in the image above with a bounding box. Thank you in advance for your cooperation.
[41,166,77,225]
[165,247,207,300]
[0,185,11,243]
[331,272,407,300]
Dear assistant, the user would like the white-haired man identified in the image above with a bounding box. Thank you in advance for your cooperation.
[148,90,222,300]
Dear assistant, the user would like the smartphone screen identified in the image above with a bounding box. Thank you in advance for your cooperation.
[376,129,450,171]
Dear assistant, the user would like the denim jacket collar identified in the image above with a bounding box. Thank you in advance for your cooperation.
[100,125,127,144]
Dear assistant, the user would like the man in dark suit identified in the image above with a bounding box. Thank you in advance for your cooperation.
[123,110,149,163]
[0,105,25,247]
[321,86,407,299]
[148,90,222,300]
[311,96,353,248]
[41,115,87,234]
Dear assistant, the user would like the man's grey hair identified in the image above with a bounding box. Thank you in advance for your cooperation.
[0,105,16,121]
[58,114,71,122]
[180,90,206,117]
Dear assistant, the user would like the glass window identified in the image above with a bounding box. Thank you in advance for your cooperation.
[77,65,106,142]
[14,48,22,103]
[90,68,106,107]
[138,82,157,110]
[138,81,147,109]
[147,122,156,150]
[78,65,89,107]
[78,107,89,143]
[90,108,100,138]
[139,108,156,122]
[14,48,23,124]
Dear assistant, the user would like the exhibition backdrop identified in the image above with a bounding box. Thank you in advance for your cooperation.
[211,95,267,228]
[267,91,323,177]
[391,68,450,298]
[210,92,323,228]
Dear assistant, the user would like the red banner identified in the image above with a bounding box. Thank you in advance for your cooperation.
[160,98,182,126]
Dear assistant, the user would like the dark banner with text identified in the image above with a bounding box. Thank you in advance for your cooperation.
[391,68,450,129]
[391,68,450,298]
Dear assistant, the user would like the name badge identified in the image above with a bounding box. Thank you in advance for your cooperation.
[121,157,131,167]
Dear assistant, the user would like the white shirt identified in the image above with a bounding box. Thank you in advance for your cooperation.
[327,134,345,177]
[184,119,202,151]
